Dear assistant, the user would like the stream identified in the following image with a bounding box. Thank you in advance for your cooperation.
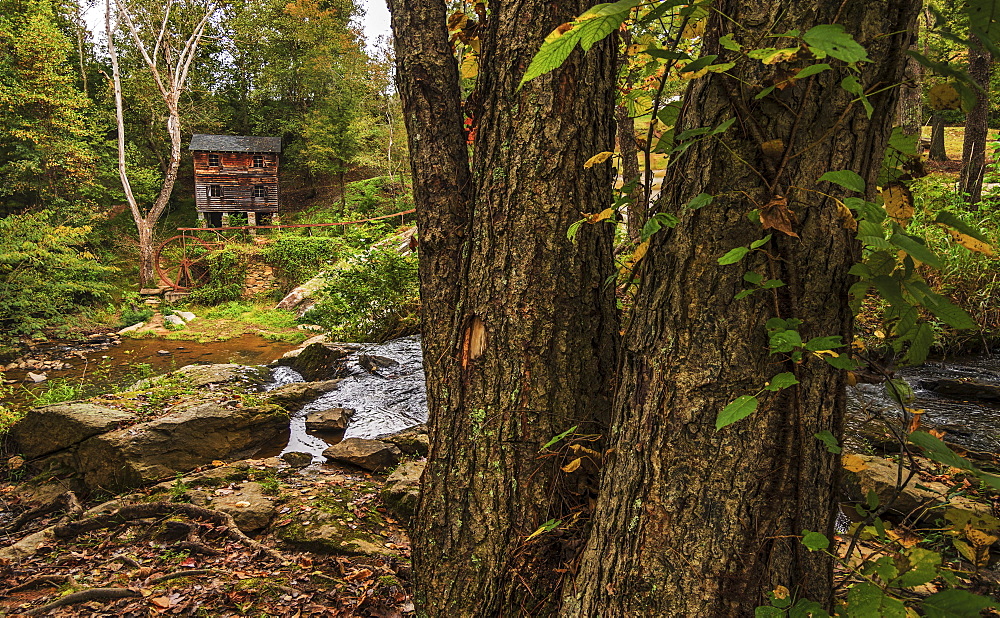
[848,355,1000,454]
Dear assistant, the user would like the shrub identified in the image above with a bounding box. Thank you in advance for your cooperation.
[186,247,247,305]
[305,247,419,342]
[260,236,341,290]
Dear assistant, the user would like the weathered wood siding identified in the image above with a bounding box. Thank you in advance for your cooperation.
[192,151,280,212]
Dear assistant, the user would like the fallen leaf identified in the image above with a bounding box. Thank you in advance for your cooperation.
[760,196,799,238]
[234,501,251,508]
[150,596,171,609]
[561,458,583,473]
[842,453,868,473]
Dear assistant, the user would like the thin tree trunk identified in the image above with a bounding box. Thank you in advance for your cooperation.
[616,105,644,242]
[929,113,947,161]
[390,0,620,613]
[565,1,920,615]
[959,38,990,207]
[898,49,923,137]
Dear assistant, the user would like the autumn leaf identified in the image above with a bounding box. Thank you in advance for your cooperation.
[760,195,799,238]
[583,151,614,168]
[447,11,468,31]
[760,139,784,160]
[561,458,583,473]
[945,229,997,257]
[584,207,614,223]
[843,453,868,472]
[882,183,914,224]
[928,83,962,111]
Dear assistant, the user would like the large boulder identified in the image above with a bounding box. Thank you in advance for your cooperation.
[75,402,288,491]
[323,438,401,472]
[377,425,428,457]
[128,364,271,391]
[275,342,356,381]
[266,379,342,412]
[380,461,424,522]
[11,403,137,459]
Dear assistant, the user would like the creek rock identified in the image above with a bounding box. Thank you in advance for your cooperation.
[380,461,424,522]
[323,439,401,472]
[11,403,137,460]
[128,364,271,391]
[919,378,1000,403]
[275,275,329,316]
[377,425,428,457]
[75,402,289,491]
[274,482,393,556]
[266,379,342,412]
[164,315,185,327]
[203,481,277,533]
[844,454,992,523]
[275,342,356,381]
[281,452,314,467]
[305,407,354,433]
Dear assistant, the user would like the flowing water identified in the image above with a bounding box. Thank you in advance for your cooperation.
[848,355,1000,454]
[265,335,427,461]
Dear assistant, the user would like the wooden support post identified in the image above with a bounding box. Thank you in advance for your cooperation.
[247,212,256,237]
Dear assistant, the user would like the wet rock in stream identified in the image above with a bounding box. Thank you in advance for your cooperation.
[323,438,402,472]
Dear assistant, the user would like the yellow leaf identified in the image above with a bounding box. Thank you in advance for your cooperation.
[928,83,962,111]
[680,68,708,79]
[882,183,914,224]
[846,371,857,386]
[837,201,857,231]
[631,240,649,263]
[584,207,614,223]
[945,228,996,257]
[813,349,838,357]
[843,453,868,473]
[583,151,614,168]
[773,585,790,600]
[447,11,468,31]
[460,54,478,79]
[965,526,999,548]
[760,47,801,65]
[561,458,583,473]
[682,19,705,39]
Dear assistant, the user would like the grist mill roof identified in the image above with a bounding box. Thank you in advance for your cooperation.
[189,134,282,153]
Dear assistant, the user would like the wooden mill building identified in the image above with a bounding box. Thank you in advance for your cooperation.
[190,134,281,227]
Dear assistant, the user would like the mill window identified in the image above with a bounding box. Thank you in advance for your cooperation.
[252,185,266,198]
[253,154,264,168]
[208,185,222,197]
[208,153,220,167]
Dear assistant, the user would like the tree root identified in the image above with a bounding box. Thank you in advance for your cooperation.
[147,569,215,585]
[1,491,82,537]
[52,502,283,561]
[4,574,77,595]
[22,587,140,616]
[100,553,141,569]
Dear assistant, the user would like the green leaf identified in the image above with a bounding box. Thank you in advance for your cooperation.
[716,395,759,430]
[819,170,865,193]
[788,599,830,618]
[872,275,907,308]
[577,0,641,51]
[890,233,942,269]
[734,289,757,300]
[803,24,870,64]
[719,33,740,51]
[795,63,831,79]
[841,75,873,118]
[520,27,584,87]
[845,582,906,617]
[762,279,784,289]
[718,246,749,265]
[770,329,803,353]
[525,518,562,541]
[744,271,763,285]
[541,425,578,450]
[567,219,584,241]
[885,378,915,406]
[934,211,990,243]
[764,372,799,391]
[687,193,714,209]
[681,55,719,74]
[893,548,941,588]
[921,589,1000,618]
[750,235,772,250]
[922,293,977,330]
[824,354,859,370]
[814,430,842,454]
[909,431,973,471]
[804,335,844,351]
[903,322,933,366]
[754,85,776,100]
[755,608,784,618]
[641,212,679,241]
[801,530,830,551]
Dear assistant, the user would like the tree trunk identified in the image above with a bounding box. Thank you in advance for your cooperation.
[959,38,990,207]
[137,219,155,287]
[389,0,620,613]
[565,1,920,615]
[929,113,947,161]
[616,104,644,242]
[898,49,923,137]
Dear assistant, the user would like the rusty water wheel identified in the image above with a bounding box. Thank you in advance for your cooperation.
[154,235,215,291]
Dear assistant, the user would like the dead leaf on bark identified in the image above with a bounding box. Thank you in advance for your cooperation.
[760,139,784,160]
[760,196,799,238]
[842,453,868,472]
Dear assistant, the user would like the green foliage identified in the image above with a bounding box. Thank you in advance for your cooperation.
[201,301,298,329]
[22,378,83,407]
[305,247,419,342]
[0,212,115,342]
[260,236,340,289]
[186,248,247,305]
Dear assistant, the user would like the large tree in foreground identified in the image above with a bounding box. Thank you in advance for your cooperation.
[566,1,921,614]
[388,0,620,613]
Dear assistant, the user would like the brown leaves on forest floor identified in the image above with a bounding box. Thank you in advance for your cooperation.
[0,467,415,617]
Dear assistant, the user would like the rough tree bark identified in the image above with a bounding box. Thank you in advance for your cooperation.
[898,50,923,137]
[929,113,948,161]
[388,0,620,614]
[106,0,211,286]
[959,38,991,207]
[616,104,645,243]
[564,1,920,615]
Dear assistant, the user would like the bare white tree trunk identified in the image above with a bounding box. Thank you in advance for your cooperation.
[106,0,213,286]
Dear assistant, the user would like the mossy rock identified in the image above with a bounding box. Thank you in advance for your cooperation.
[273,485,393,556]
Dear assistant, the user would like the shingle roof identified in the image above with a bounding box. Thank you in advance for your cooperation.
[189,134,282,153]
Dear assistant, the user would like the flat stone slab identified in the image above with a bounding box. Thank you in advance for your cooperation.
[12,403,137,459]
[323,438,401,472]
[305,407,354,432]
